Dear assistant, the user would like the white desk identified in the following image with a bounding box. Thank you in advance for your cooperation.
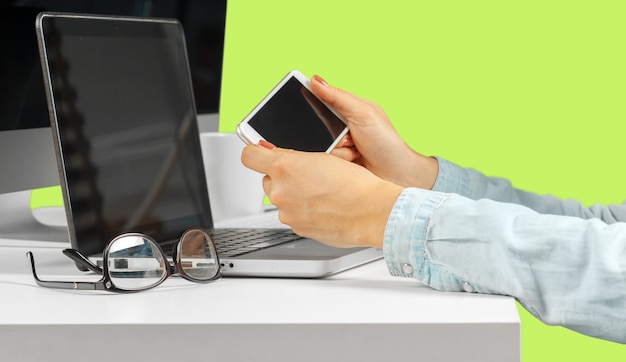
[0,237,520,362]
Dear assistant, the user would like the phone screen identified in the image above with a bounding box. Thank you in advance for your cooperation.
[247,76,346,152]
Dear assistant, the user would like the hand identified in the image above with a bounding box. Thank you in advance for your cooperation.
[241,144,404,249]
[311,75,439,190]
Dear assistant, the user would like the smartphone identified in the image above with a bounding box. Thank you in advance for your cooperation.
[236,70,348,152]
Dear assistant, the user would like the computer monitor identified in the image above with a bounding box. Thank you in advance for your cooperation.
[0,0,227,195]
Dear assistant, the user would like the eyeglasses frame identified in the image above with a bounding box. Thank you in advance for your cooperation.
[27,227,222,293]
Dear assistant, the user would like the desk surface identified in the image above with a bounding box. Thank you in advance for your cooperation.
[0,238,520,362]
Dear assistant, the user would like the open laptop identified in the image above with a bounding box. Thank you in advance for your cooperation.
[36,12,381,277]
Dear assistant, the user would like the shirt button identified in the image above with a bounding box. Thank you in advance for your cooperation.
[463,282,475,293]
[401,263,414,275]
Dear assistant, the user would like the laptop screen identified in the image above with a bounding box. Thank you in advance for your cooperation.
[38,14,212,256]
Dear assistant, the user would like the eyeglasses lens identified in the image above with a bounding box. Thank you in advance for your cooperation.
[178,229,219,280]
[107,235,167,290]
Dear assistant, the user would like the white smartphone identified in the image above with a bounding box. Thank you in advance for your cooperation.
[236,70,349,152]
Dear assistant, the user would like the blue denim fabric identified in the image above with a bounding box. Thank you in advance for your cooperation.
[383,158,626,343]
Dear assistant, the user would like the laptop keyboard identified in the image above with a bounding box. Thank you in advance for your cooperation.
[213,209,288,229]
[210,229,303,257]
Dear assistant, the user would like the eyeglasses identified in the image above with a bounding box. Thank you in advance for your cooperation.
[27,227,221,292]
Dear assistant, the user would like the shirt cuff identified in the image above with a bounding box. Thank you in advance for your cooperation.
[431,157,471,197]
[383,188,446,281]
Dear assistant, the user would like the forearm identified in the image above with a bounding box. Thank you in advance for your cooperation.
[384,188,626,343]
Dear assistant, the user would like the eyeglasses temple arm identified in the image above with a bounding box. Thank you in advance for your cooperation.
[62,249,104,274]
[26,252,107,291]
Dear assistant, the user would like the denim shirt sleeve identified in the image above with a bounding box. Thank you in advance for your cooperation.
[433,157,626,223]
[384,159,626,344]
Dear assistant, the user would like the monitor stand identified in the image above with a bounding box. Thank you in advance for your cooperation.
[0,190,68,243]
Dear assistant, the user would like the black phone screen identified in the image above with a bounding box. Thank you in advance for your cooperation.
[247,77,346,152]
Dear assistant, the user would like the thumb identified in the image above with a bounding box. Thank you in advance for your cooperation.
[310,75,368,121]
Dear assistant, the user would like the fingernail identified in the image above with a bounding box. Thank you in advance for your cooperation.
[258,139,277,149]
[312,74,328,86]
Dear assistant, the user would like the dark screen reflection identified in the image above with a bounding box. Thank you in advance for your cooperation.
[44,17,211,255]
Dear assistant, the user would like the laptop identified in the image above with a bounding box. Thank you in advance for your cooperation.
[35,12,381,277]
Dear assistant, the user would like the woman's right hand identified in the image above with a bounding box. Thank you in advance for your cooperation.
[311,75,439,190]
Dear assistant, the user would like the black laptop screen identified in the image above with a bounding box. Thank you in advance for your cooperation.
[39,14,212,255]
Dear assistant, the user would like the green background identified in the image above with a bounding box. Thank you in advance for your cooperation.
[220,0,626,360]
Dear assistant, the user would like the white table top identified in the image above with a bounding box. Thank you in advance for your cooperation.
[0,237,520,361]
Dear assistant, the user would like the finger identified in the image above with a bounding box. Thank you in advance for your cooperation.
[261,174,272,196]
[330,146,360,162]
[258,139,276,149]
[275,208,292,230]
[241,144,276,174]
[341,134,355,147]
